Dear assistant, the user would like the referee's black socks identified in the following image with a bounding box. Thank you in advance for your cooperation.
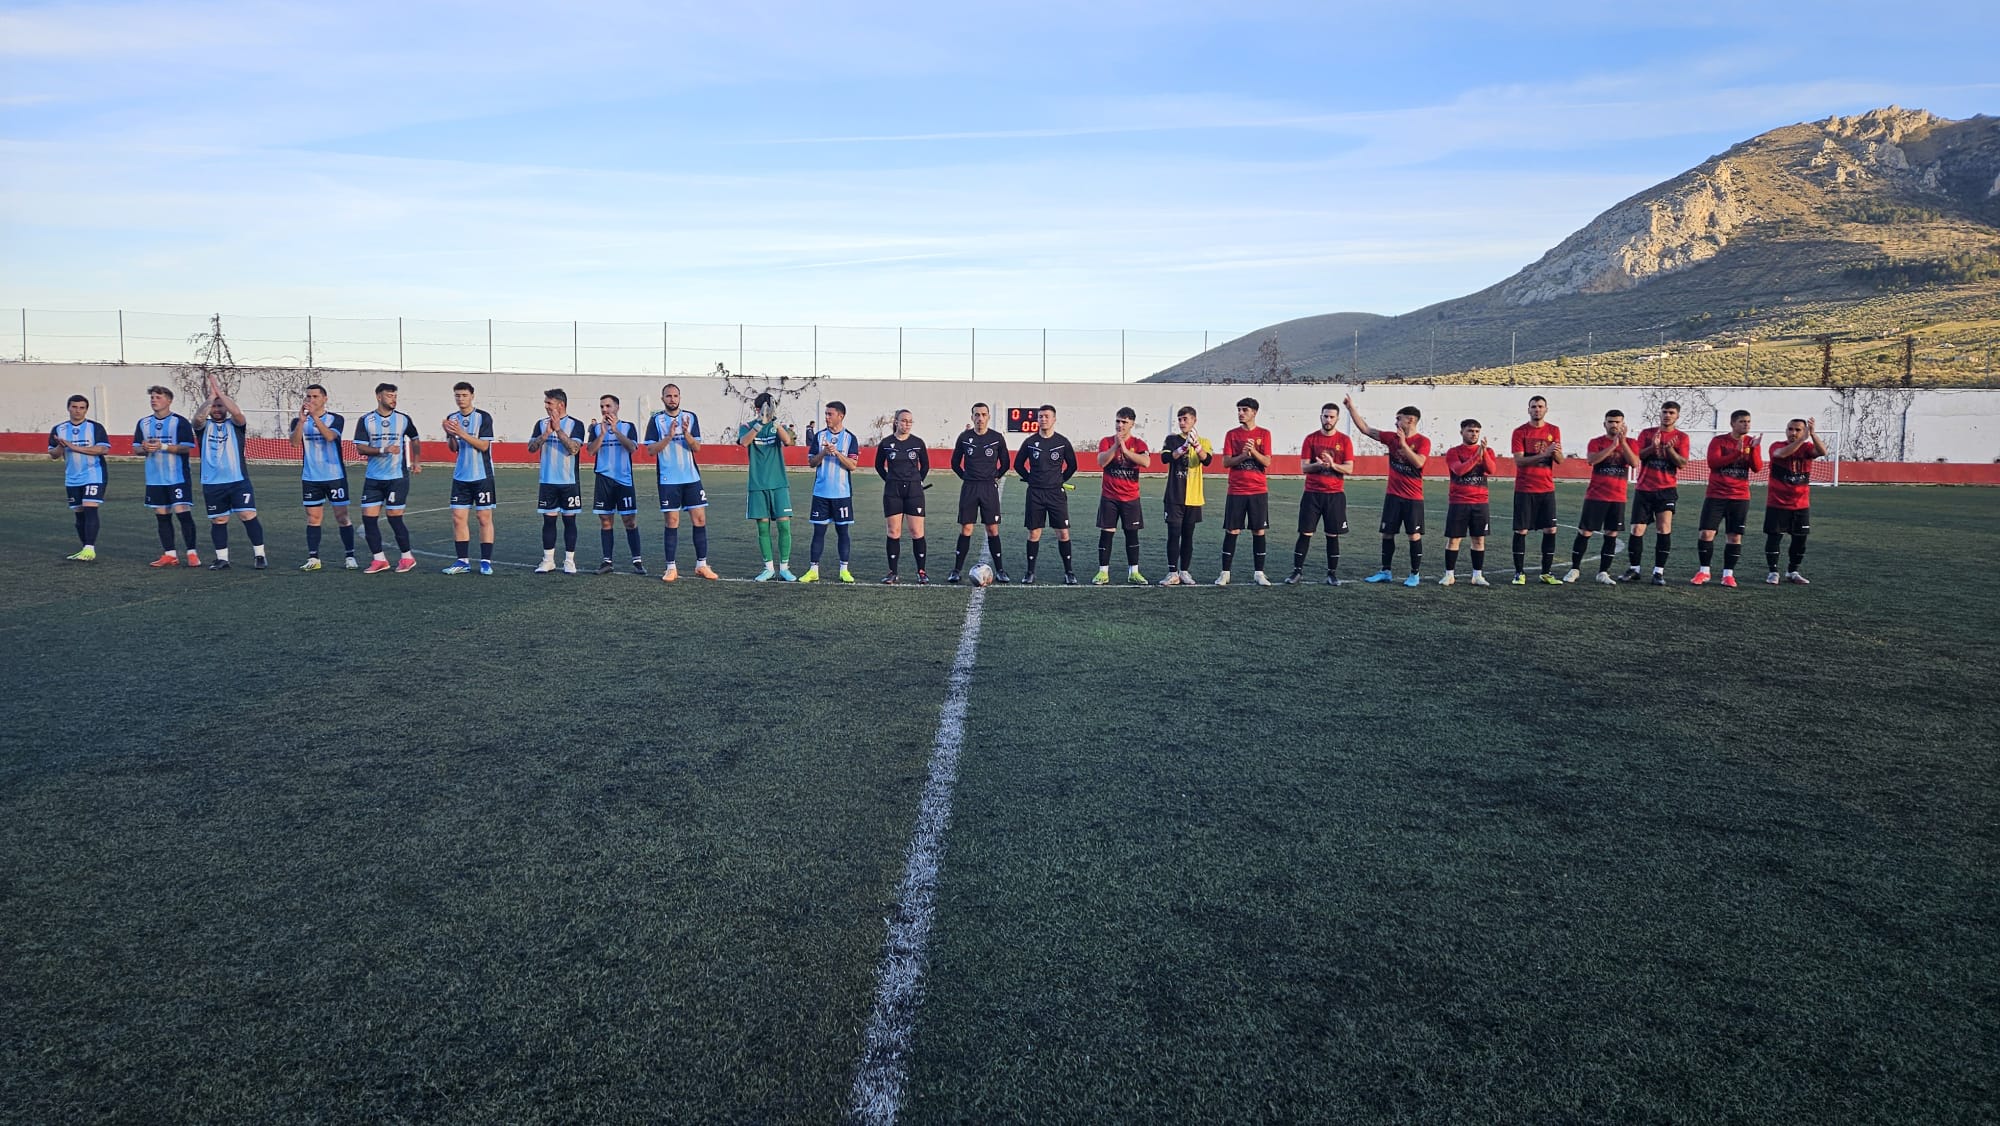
[954,533,972,573]
[1056,538,1073,572]
[913,536,927,572]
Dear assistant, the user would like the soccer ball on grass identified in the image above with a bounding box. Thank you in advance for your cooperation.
[968,563,995,587]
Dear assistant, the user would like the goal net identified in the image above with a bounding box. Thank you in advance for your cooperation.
[1667,428,1841,489]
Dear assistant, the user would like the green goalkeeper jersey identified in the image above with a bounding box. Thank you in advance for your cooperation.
[740,420,790,492]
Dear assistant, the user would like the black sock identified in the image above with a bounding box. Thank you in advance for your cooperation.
[1512,533,1527,574]
[543,517,559,550]
[339,522,355,554]
[954,533,971,572]
[1789,534,1808,571]
[1221,534,1237,572]
[1541,531,1557,574]
[1057,539,1073,571]
[1655,532,1672,569]
[1098,529,1115,567]
[364,515,384,554]
[243,517,264,548]
[1628,533,1644,566]
[1124,527,1139,566]
[177,510,198,549]
[627,526,643,559]
[1294,534,1311,571]
[601,528,616,560]
[1765,533,1782,572]
[309,524,325,556]
[1571,534,1588,571]
[1252,533,1267,573]
[561,515,577,552]
[1326,536,1340,576]
[81,508,99,547]
[157,513,176,551]
[691,525,708,560]
[836,525,852,564]
[1179,516,1197,572]
[1471,548,1485,572]
[1698,537,1714,567]
[210,522,228,550]
[1445,546,1460,572]
[1380,537,1395,571]
[987,534,1004,570]
[1599,536,1618,573]
[1165,523,1182,573]
[664,525,679,564]
[480,541,493,561]
[1723,542,1742,572]
[914,536,927,571]
[888,537,901,570]
[1026,539,1039,569]
[74,511,88,545]
[388,515,411,553]
[811,523,828,564]
[1409,539,1423,573]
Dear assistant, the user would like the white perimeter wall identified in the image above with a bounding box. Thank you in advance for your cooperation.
[7,362,1997,463]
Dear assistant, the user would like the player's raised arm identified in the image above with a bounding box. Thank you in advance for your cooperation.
[1343,395,1375,439]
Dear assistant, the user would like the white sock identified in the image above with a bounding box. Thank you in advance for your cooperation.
[215,548,229,562]
[252,545,266,558]
[543,549,556,561]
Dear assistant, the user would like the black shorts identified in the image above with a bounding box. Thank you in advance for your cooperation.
[1297,491,1348,535]
[1513,490,1557,532]
[450,476,497,511]
[1164,500,1203,525]
[957,480,1001,526]
[592,476,636,516]
[1023,486,1069,530]
[1223,493,1270,532]
[657,481,707,512]
[66,483,106,510]
[1380,496,1425,536]
[1579,498,1627,534]
[203,480,257,518]
[1630,488,1678,526]
[1699,497,1751,535]
[1444,502,1489,539]
[883,481,926,518]
[303,476,351,508]
[1763,507,1811,536]
[144,483,191,510]
[360,477,410,511]
[1096,495,1143,530]
[810,495,854,525]
[538,482,583,515]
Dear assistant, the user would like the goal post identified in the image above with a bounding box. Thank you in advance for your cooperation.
[1671,428,1841,489]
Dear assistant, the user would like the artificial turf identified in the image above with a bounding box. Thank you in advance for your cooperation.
[1,459,1994,1123]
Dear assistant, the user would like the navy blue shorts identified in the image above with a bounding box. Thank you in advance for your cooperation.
[538,482,583,515]
[203,480,257,518]
[144,483,192,510]
[810,495,854,525]
[593,476,637,516]
[303,476,351,508]
[450,477,496,511]
[67,482,106,510]
[658,480,708,512]
[360,477,410,512]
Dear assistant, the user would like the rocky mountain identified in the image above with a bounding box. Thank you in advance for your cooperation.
[1151,107,2000,383]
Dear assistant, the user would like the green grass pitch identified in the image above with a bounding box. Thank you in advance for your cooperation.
[1,459,1994,1124]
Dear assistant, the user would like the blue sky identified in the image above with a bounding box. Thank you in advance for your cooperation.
[2,1,1994,336]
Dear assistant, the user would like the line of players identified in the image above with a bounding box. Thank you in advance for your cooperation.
[46,382,1827,588]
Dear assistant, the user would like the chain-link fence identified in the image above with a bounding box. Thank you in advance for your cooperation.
[1,309,1230,385]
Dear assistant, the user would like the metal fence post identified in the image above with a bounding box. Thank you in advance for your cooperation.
[1121,329,1127,383]
[573,320,579,375]
[970,327,976,382]
[662,322,668,376]
[738,324,744,376]
[307,315,314,369]
[898,327,903,380]
[118,310,125,364]
[20,308,26,361]
[813,325,818,378]
[1042,328,1047,382]
[398,316,405,371]
[487,319,493,372]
